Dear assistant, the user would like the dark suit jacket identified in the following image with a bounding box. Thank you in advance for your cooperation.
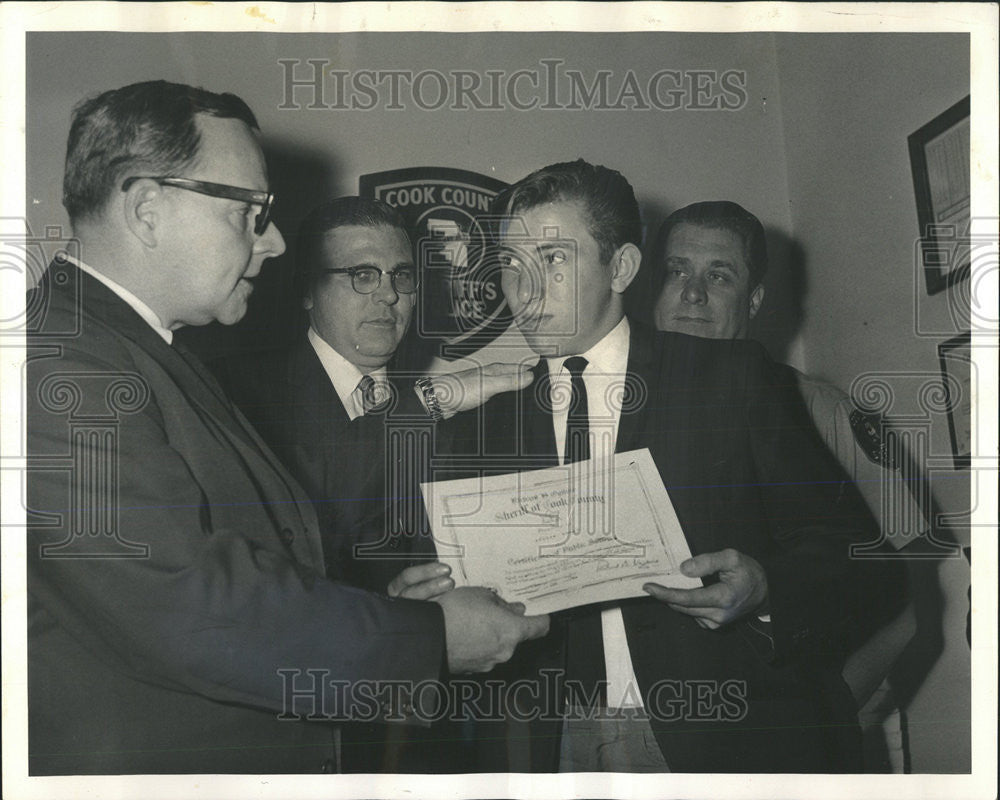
[442,321,906,773]
[214,338,467,772]
[26,261,445,775]
[214,339,439,595]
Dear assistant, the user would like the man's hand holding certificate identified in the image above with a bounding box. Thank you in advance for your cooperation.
[421,448,701,615]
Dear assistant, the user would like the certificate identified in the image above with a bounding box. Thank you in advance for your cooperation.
[421,448,701,614]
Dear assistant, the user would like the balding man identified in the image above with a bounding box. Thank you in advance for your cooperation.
[26,80,547,775]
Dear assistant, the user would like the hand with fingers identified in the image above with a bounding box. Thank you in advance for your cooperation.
[435,586,550,674]
[387,561,455,601]
[643,548,769,630]
[387,563,548,673]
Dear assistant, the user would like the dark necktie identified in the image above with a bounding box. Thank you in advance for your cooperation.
[560,355,606,706]
[358,374,388,415]
[563,356,590,464]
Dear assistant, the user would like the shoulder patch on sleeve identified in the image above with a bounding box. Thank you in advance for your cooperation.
[849,408,898,469]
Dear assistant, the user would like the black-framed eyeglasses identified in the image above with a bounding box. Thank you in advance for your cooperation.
[121,176,276,235]
[322,266,419,295]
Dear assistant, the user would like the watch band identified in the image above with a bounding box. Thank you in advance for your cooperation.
[415,377,444,421]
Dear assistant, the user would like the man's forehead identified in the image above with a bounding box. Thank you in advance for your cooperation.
[320,224,411,261]
[498,200,586,243]
[666,224,748,267]
[191,114,267,182]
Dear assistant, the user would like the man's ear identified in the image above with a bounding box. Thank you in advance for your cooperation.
[122,178,163,248]
[610,243,642,294]
[302,292,314,311]
[749,283,765,319]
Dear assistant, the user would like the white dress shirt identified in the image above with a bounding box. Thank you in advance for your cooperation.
[61,253,173,344]
[307,328,389,420]
[546,316,644,709]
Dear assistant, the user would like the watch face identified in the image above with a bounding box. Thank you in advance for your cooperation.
[360,167,512,360]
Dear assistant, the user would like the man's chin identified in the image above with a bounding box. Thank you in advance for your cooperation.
[214,300,250,327]
[355,339,400,364]
[519,332,569,358]
[360,331,403,355]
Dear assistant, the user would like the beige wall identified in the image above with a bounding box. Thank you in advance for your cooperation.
[28,32,793,233]
[26,30,971,772]
[775,34,971,771]
[27,31,797,358]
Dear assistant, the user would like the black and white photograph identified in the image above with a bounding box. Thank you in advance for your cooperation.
[909,95,972,295]
[1,3,996,799]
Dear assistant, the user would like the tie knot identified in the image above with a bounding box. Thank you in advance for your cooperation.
[564,356,588,379]
[357,375,388,414]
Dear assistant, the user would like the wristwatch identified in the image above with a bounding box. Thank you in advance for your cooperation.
[415,377,444,421]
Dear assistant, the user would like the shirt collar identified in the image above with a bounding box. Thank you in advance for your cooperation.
[546,316,630,378]
[63,253,173,344]
[307,327,388,414]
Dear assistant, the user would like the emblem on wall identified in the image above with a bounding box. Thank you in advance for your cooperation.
[359,167,510,359]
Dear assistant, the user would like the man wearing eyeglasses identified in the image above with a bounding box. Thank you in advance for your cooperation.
[220,197,431,590]
[217,196,509,771]
[300,196,420,431]
[26,80,548,776]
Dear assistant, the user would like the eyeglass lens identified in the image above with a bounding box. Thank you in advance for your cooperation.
[352,267,417,294]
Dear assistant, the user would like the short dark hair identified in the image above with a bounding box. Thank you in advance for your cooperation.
[491,159,642,263]
[650,201,768,286]
[63,80,259,225]
[295,196,412,297]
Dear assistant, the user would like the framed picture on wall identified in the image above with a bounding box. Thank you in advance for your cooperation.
[938,331,972,469]
[908,95,971,295]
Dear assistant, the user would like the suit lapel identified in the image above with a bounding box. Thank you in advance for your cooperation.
[162,340,315,521]
[290,338,381,493]
[67,263,323,564]
[615,321,659,455]
[515,327,658,463]
[522,360,559,464]
[77,269,263,456]
[288,339,353,425]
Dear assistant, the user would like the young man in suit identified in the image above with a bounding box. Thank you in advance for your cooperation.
[648,200,923,771]
[26,80,548,775]
[403,159,906,772]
